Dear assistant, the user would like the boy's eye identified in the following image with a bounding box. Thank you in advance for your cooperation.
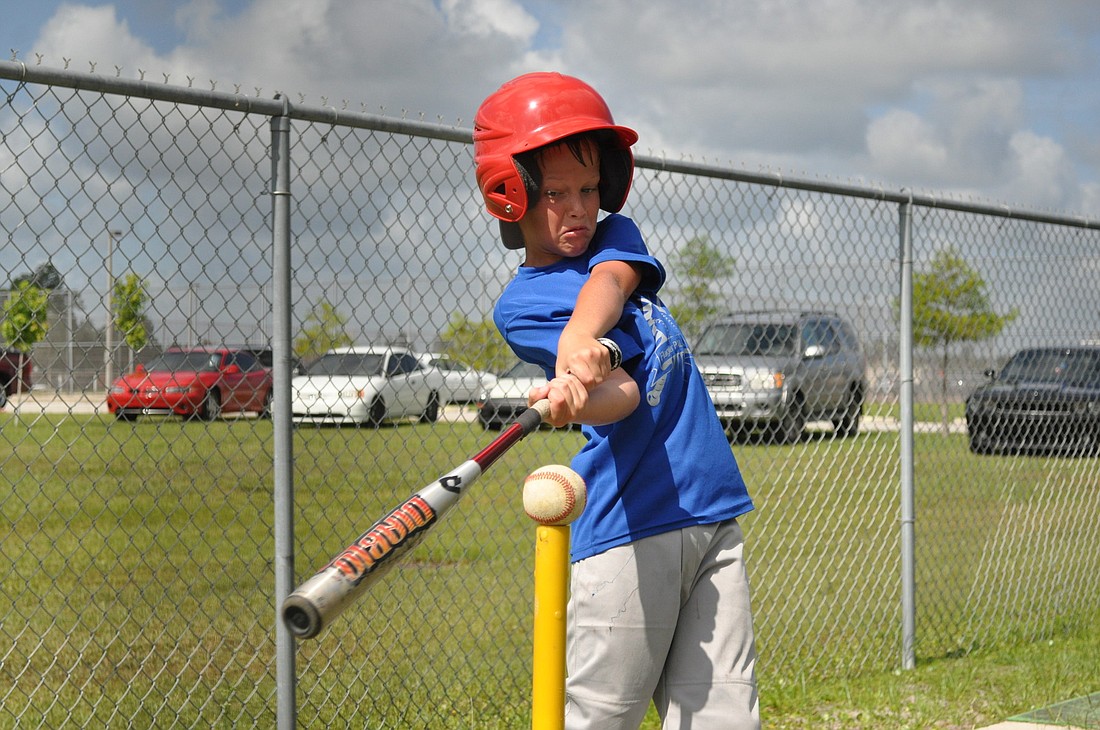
[545,188,597,199]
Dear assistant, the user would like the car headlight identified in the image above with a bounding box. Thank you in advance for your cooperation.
[746,371,784,391]
[163,385,192,394]
[109,385,128,394]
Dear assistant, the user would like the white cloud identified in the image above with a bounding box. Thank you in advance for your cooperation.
[866,109,949,180]
[18,0,1100,216]
[441,0,538,41]
[999,130,1077,211]
[1081,183,1100,221]
[37,5,159,72]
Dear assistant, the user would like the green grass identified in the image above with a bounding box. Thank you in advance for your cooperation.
[754,621,1100,730]
[1,411,1097,728]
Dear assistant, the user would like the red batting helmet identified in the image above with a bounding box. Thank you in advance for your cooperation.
[473,72,638,249]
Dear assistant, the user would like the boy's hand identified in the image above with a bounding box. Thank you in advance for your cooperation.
[555,259,639,388]
[528,373,588,429]
[530,363,637,429]
[555,332,613,389]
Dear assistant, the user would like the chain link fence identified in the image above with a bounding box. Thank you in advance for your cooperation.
[2,60,1099,728]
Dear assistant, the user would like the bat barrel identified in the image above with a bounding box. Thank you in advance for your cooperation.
[282,568,359,640]
[281,461,483,640]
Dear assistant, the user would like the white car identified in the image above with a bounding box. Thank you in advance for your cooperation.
[292,346,442,426]
[477,360,548,429]
[419,353,498,404]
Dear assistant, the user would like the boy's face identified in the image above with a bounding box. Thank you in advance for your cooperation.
[517,141,601,267]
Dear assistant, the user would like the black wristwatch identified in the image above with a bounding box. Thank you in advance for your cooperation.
[596,338,623,371]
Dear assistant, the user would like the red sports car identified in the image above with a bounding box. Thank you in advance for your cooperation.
[1,349,33,409]
[106,347,273,421]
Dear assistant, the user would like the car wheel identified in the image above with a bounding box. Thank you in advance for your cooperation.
[367,397,386,428]
[115,410,138,422]
[776,397,805,445]
[833,387,863,438]
[0,389,7,409]
[1071,427,1098,457]
[967,419,992,455]
[722,419,747,443]
[420,391,441,424]
[197,390,221,421]
[968,433,991,455]
[478,407,501,430]
[1088,427,1100,457]
[260,389,273,419]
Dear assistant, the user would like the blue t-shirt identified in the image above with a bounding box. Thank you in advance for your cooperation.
[494,213,754,561]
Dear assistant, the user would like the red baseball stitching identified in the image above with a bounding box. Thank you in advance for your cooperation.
[525,470,577,524]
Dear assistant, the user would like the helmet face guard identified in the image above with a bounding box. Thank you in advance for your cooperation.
[473,72,638,249]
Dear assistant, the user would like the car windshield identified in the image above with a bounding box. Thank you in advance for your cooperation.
[999,350,1100,385]
[307,353,384,377]
[142,351,220,372]
[695,323,797,357]
[502,361,547,379]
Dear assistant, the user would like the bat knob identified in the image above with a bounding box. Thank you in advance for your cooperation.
[283,595,323,639]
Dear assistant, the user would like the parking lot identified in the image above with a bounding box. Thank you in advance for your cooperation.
[4,390,967,433]
[2,390,481,423]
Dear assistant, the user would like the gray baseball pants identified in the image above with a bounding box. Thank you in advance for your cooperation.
[564,518,759,730]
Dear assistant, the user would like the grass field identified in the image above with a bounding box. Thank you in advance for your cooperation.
[1,411,1097,728]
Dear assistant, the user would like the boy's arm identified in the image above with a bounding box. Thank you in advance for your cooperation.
[556,259,642,387]
[530,368,640,429]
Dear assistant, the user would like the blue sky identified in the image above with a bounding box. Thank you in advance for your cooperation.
[5,0,1100,217]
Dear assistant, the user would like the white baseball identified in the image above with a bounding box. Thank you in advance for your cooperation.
[522,465,587,526]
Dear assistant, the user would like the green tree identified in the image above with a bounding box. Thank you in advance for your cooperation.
[437,314,514,374]
[295,300,353,362]
[2,282,50,396]
[904,246,1017,433]
[13,260,86,337]
[113,273,149,352]
[13,261,65,290]
[667,235,736,342]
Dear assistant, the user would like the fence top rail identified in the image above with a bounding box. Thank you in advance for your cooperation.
[3,59,1098,231]
[632,154,1100,230]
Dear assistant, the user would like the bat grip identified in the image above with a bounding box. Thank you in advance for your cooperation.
[517,399,550,433]
[520,339,620,431]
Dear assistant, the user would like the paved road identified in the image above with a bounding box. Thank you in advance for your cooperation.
[4,390,104,415]
[2,391,481,422]
[5,391,967,433]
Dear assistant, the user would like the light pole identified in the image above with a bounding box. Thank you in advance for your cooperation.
[104,228,123,390]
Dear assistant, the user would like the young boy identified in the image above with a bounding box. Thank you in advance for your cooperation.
[473,72,759,730]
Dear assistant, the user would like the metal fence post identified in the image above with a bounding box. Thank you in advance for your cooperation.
[271,95,297,728]
[898,198,916,671]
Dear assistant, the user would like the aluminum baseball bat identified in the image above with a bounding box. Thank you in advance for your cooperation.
[282,340,621,639]
[282,400,549,639]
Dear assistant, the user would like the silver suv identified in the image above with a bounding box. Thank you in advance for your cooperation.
[694,311,867,443]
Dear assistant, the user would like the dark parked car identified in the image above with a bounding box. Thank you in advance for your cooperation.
[477,360,547,430]
[1,349,33,408]
[694,311,867,443]
[236,345,304,375]
[966,346,1100,455]
[106,347,274,421]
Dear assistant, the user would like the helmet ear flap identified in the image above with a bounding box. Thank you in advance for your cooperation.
[477,155,528,222]
[599,147,634,213]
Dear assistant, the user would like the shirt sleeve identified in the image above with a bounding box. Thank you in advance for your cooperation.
[589,214,666,296]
